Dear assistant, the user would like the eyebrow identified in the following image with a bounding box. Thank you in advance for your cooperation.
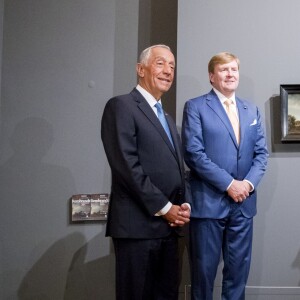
[155,56,175,66]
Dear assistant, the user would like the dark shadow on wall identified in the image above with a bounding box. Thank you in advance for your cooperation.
[0,118,115,299]
[0,117,77,299]
[18,232,86,300]
[0,117,76,224]
[64,233,115,300]
[17,231,115,300]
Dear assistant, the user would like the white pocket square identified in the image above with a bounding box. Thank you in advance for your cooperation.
[250,119,257,126]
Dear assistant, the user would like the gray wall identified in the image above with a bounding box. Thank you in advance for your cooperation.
[0,0,138,299]
[0,0,182,299]
[0,0,3,116]
[177,1,300,299]
[2,0,300,299]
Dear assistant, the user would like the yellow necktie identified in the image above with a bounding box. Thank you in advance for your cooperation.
[224,99,240,144]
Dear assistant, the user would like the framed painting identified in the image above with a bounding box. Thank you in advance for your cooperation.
[280,84,300,142]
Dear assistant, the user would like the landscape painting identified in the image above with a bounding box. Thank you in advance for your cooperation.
[281,84,300,142]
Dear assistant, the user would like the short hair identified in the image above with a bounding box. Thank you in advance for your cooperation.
[208,52,240,73]
[139,44,172,65]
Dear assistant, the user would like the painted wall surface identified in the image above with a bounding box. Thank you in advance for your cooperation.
[0,0,3,119]
[177,1,300,299]
[0,0,139,299]
[3,0,300,299]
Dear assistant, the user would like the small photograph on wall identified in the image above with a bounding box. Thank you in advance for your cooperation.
[280,84,300,142]
[71,193,109,222]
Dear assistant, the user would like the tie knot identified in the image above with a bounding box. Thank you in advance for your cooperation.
[155,102,163,111]
[224,99,233,107]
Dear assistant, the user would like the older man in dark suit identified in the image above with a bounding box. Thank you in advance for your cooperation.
[101,44,190,300]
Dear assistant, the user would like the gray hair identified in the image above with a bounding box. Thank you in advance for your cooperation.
[139,44,171,65]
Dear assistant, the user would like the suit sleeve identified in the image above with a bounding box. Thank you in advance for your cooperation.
[243,107,268,188]
[101,97,170,216]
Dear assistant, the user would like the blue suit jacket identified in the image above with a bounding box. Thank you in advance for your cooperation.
[182,89,268,219]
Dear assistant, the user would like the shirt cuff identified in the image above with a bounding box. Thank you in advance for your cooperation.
[226,179,234,191]
[183,203,191,211]
[155,202,172,216]
[243,179,254,192]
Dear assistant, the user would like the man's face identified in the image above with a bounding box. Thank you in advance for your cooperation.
[137,47,175,100]
[209,59,239,98]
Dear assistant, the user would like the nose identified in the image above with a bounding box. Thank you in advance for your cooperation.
[163,63,172,74]
[227,69,233,76]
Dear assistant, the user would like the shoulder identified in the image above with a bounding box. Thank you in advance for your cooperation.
[184,90,215,111]
[236,96,259,113]
[236,96,253,105]
[106,91,134,105]
[104,89,141,111]
[185,90,215,104]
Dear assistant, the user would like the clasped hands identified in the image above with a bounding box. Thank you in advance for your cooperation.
[227,179,252,203]
[163,203,190,227]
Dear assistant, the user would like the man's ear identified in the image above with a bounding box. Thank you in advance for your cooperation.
[136,63,144,78]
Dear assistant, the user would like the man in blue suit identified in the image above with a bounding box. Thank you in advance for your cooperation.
[182,52,268,300]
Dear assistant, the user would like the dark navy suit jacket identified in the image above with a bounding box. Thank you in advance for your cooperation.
[101,88,186,238]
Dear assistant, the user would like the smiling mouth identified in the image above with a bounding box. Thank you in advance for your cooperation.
[159,78,171,83]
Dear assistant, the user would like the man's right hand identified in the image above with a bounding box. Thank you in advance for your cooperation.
[163,204,190,227]
[227,179,250,203]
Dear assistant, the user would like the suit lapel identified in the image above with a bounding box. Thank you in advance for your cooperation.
[166,113,186,180]
[206,90,239,148]
[236,98,248,147]
[131,88,185,185]
[131,89,178,159]
[165,113,183,160]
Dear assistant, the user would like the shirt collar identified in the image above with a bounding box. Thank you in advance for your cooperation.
[213,88,236,105]
[136,85,161,107]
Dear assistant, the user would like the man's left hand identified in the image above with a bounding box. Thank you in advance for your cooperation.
[169,203,191,227]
